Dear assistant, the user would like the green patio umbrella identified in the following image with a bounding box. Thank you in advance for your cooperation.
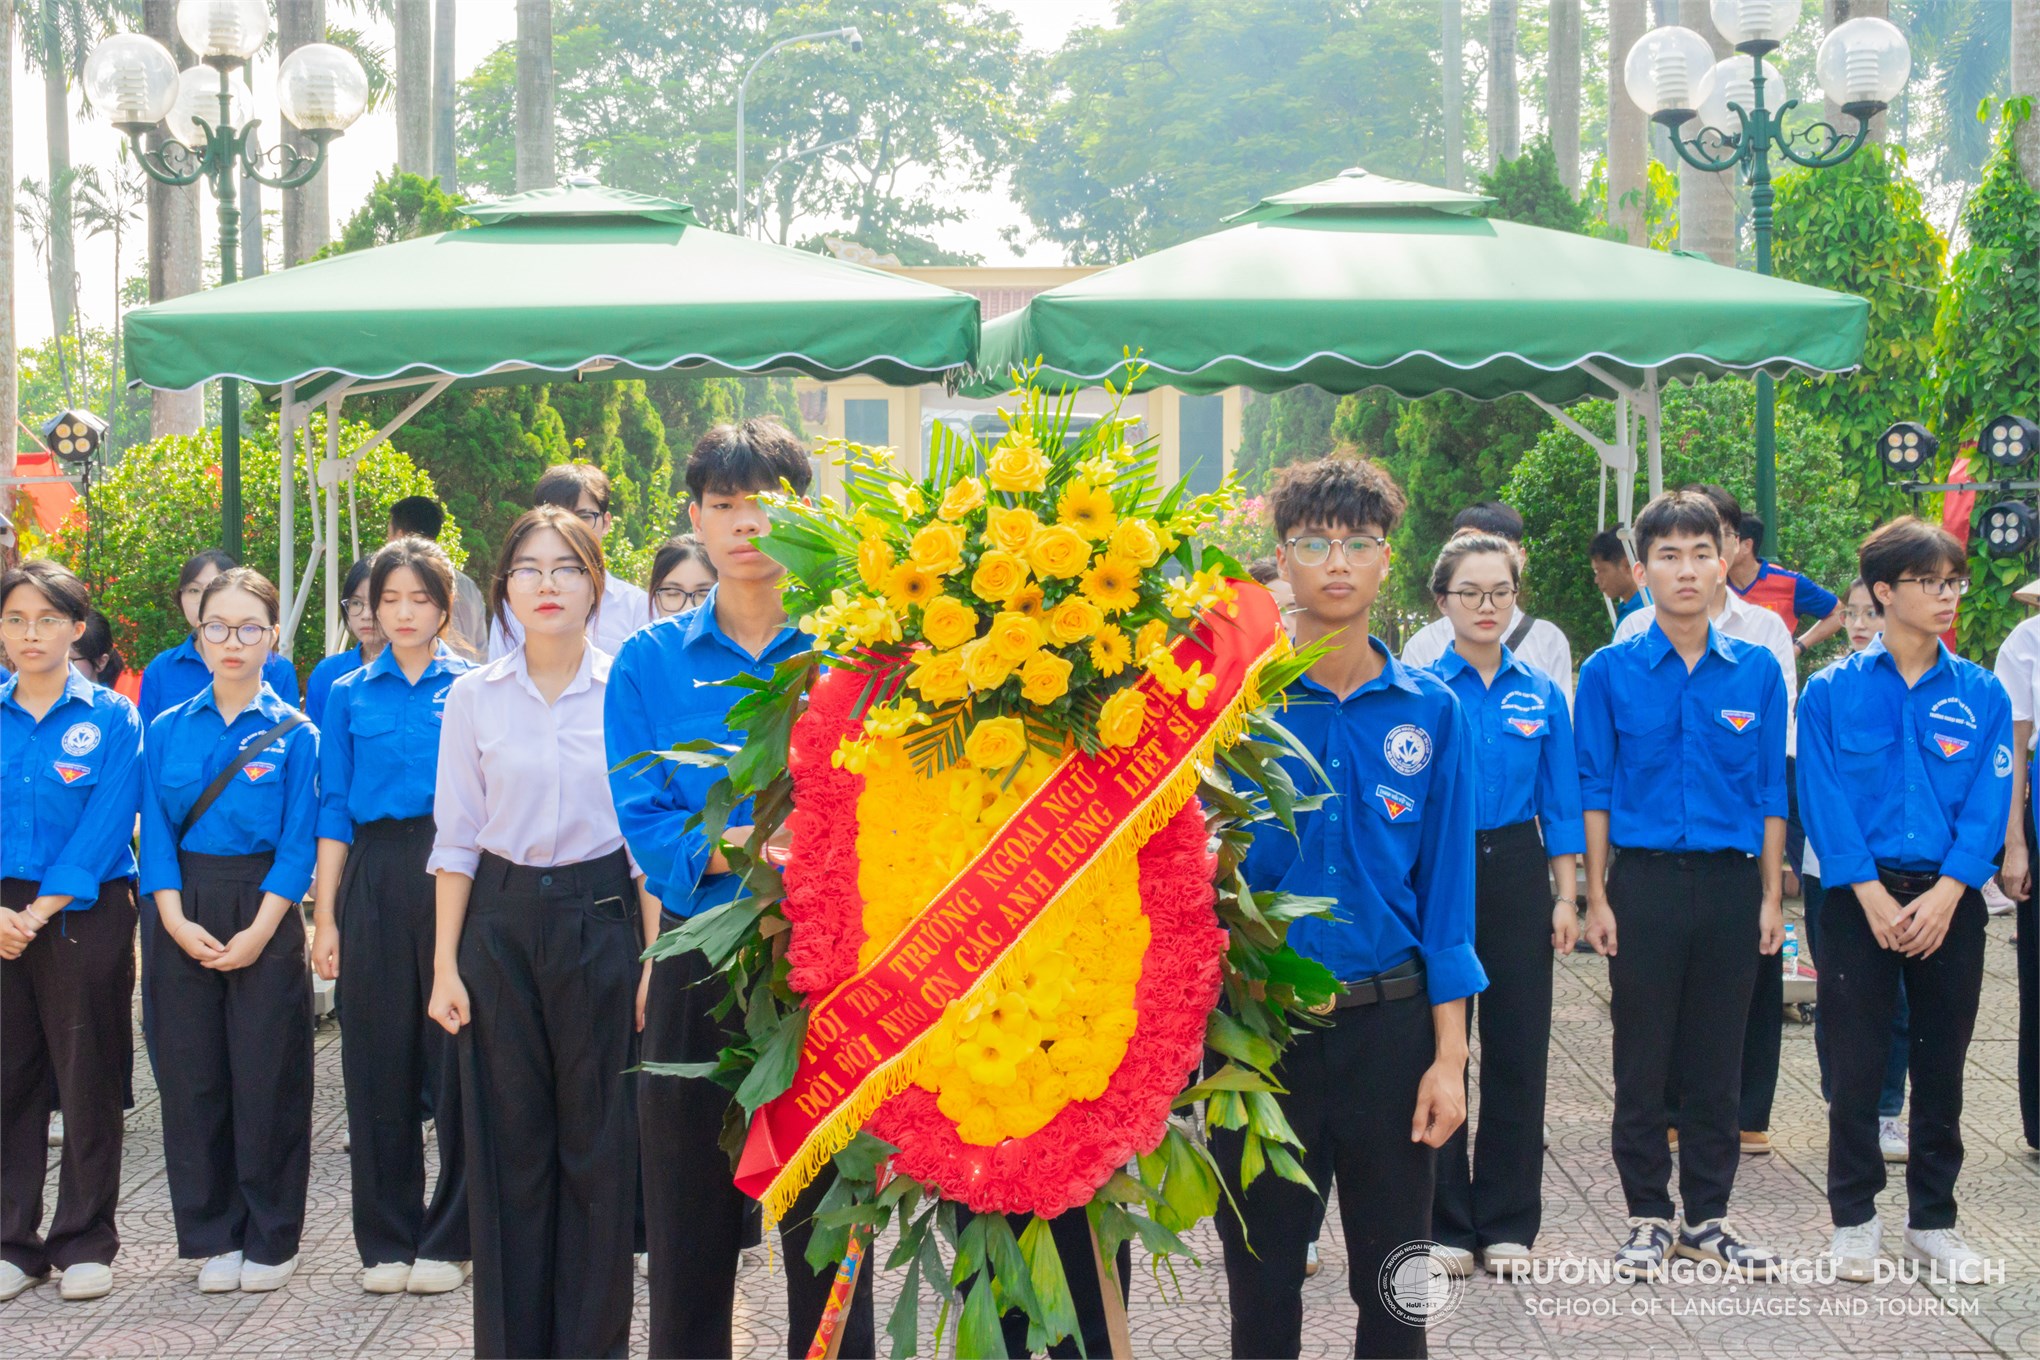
[126,183,980,396]
[969,168,1865,402]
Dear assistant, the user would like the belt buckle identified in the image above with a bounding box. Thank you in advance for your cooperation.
[1309,993,1338,1016]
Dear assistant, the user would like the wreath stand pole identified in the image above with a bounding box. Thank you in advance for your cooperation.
[1088,1216,1135,1360]
[804,1231,870,1360]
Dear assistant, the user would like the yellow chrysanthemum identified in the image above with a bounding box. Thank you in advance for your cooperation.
[964,715,1029,771]
[882,563,941,611]
[1080,555,1143,614]
[1089,624,1132,677]
[1056,481,1117,542]
[1028,525,1091,581]
[919,595,980,652]
[938,476,986,522]
[1018,651,1074,705]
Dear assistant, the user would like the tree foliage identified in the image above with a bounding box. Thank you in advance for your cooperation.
[313,169,471,258]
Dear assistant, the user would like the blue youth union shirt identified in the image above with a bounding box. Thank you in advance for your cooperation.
[1425,645,1586,855]
[138,681,321,902]
[1797,637,2013,889]
[303,644,368,729]
[605,587,808,918]
[1573,621,1787,855]
[1,669,144,902]
[1241,638,1485,1003]
[140,634,299,724]
[317,644,473,841]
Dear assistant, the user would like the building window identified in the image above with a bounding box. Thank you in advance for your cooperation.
[845,398,890,449]
[1178,394,1224,495]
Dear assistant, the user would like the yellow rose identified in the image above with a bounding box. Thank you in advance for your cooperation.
[1045,595,1102,647]
[1019,651,1074,705]
[1028,524,1091,580]
[920,595,980,651]
[856,536,894,591]
[983,504,1042,557]
[908,647,969,704]
[986,431,1048,493]
[882,563,941,611]
[1134,618,1170,665]
[1056,480,1118,542]
[969,549,1030,605]
[1089,624,1132,677]
[1080,554,1143,614]
[985,610,1045,666]
[1098,687,1150,748]
[908,522,968,576]
[938,476,986,522]
[961,637,1015,690]
[965,715,1030,771]
[1108,517,1163,568]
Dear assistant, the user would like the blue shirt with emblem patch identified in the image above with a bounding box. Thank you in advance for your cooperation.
[1574,621,1788,855]
[604,588,808,918]
[1425,645,1585,855]
[139,681,320,901]
[139,634,299,724]
[1241,638,1485,1004]
[316,643,472,842]
[1796,637,2013,889]
[1,669,144,903]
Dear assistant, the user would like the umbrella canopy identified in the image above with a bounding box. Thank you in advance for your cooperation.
[971,168,1867,402]
[125,183,980,396]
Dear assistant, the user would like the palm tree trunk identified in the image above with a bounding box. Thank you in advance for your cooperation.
[515,0,557,191]
[1825,0,1890,142]
[279,0,329,265]
[1487,0,1521,167]
[1549,0,1582,191]
[1,0,15,484]
[1677,0,1736,265]
[2008,0,2037,185]
[39,0,76,342]
[145,0,203,437]
[1442,0,1463,189]
[433,0,458,190]
[1608,0,1649,245]
[395,0,432,176]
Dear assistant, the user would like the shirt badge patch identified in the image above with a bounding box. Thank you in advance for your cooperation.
[1499,690,1546,713]
[1718,709,1756,733]
[60,722,101,756]
[1996,744,2014,778]
[1507,717,1547,737]
[51,761,91,784]
[1374,784,1416,820]
[1929,697,1978,729]
[1932,735,1970,760]
[241,761,277,783]
[1384,724,1433,776]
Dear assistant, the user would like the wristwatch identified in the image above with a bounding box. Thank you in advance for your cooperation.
[1793,638,1807,655]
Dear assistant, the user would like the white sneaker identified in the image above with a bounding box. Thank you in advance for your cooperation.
[48,1114,63,1148]
[58,1263,112,1301]
[1303,1241,1320,1278]
[1431,1244,1476,1278]
[1483,1242,1533,1278]
[0,1261,46,1302]
[239,1256,298,1293]
[197,1252,243,1293]
[636,1252,650,1279]
[1879,1116,1909,1162]
[1828,1220,1882,1283]
[405,1259,469,1295]
[1902,1227,1988,1284]
[362,1262,411,1294]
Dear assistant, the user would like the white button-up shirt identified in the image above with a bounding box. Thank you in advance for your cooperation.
[1401,608,1575,705]
[1993,614,2040,751]
[428,644,633,876]
[486,571,651,662]
[1614,587,1799,753]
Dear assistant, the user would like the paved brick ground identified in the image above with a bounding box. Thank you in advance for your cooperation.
[4,903,2036,1358]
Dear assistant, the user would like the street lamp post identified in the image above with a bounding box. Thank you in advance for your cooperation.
[1624,1,1911,555]
[84,0,367,558]
[735,26,862,236]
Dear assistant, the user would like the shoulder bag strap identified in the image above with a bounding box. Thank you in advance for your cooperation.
[1505,611,1537,651]
[177,715,307,843]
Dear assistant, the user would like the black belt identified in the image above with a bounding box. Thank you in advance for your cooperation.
[1875,866,1941,896]
[353,814,435,842]
[1615,846,1751,869]
[1313,959,1426,1013]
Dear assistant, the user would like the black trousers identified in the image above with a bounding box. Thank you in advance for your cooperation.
[1434,820,1552,1252]
[0,878,136,1274]
[1821,882,1987,1230]
[1607,849,1760,1224]
[459,849,639,1360]
[152,852,314,1264]
[639,939,869,1360]
[338,817,468,1268]
[1213,989,1438,1360]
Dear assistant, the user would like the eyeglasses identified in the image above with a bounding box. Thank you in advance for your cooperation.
[199,621,274,646]
[1842,607,1879,624]
[1285,534,1387,568]
[342,597,371,616]
[506,564,592,590]
[1445,585,1517,611]
[1894,576,1970,598]
[571,509,603,527]
[654,584,712,612]
[0,613,71,640]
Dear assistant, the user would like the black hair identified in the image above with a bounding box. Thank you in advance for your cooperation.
[198,566,281,625]
[1451,500,1524,542]
[1677,483,1742,539]
[387,494,446,540]
[1589,528,1629,564]
[650,534,717,593]
[370,536,457,641]
[1268,453,1406,540]
[342,557,373,601]
[76,609,125,687]
[1634,489,1724,557]
[176,548,238,600]
[490,505,608,633]
[2,558,92,623]
[1737,514,1766,546]
[685,418,813,501]
[1246,557,1279,585]
[1859,517,1965,598]
[534,463,612,515]
[1844,576,1878,612]
[1429,532,1521,599]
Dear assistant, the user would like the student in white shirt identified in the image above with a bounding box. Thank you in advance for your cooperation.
[427,506,645,1359]
[1400,502,1575,703]
[485,464,651,661]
